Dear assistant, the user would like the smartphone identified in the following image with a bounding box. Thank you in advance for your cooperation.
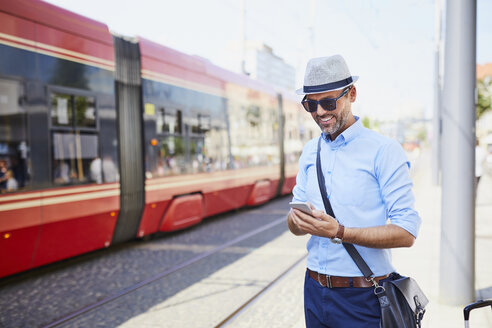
[289,201,314,215]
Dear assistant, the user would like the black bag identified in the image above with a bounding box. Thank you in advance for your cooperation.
[377,273,428,327]
[315,137,428,327]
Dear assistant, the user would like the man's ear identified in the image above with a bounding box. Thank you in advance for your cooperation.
[349,86,357,102]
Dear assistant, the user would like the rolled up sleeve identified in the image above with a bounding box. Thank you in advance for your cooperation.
[292,148,308,203]
[375,140,421,238]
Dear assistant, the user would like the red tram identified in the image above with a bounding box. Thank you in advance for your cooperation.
[0,0,317,278]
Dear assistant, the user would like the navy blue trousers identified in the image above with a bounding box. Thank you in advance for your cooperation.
[304,270,390,328]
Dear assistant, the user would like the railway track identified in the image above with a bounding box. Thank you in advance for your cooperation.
[43,216,292,327]
[214,253,306,328]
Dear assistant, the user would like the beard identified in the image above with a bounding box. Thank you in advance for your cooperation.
[316,105,351,136]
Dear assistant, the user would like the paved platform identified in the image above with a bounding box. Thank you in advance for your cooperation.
[117,227,309,327]
[113,149,492,327]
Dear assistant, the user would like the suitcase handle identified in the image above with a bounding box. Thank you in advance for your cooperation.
[463,299,492,321]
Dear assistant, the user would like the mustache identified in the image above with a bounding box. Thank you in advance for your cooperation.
[316,114,335,119]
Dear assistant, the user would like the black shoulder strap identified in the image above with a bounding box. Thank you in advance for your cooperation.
[316,137,374,278]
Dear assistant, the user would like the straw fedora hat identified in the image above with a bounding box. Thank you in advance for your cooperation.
[296,55,359,95]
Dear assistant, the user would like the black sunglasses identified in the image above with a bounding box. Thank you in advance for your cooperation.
[301,87,351,112]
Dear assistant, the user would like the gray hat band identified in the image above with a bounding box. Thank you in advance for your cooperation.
[303,77,353,94]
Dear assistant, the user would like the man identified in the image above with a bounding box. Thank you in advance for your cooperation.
[287,55,421,327]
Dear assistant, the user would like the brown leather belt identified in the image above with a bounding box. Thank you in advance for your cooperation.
[307,269,390,288]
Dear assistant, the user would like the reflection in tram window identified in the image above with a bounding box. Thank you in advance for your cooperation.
[227,91,280,169]
[157,136,185,176]
[52,132,99,185]
[202,127,228,172]
[89,155,119,183]
[190,138,204,173]
[0,79,30,193]
[199,114,211,133]
[152,125,228,177]
[75,95,96,128]
[51,93,73,127]
[52,93,97,129]
[190,114,211,134]
[189,114,227,174]
[190,115,199,134]
[50,91,100,185]
[157,108,181,134]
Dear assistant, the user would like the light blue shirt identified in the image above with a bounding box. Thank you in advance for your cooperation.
[292,117,421,276]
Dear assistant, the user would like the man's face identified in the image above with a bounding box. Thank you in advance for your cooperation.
[307,87,356,138]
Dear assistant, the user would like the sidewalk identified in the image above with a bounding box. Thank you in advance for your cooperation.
[227,149,492,327]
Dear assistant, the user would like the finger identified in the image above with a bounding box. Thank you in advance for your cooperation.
[294,209,318,223]
[290,210,308,228]
[307,202,316,210]
[296,214,320,231]
[309,210,323,221]
[292,208,314,220]
[311,209,334,222]
[289,210,301,226]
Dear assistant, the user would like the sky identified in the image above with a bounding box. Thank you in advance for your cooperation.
[44,0,492,122]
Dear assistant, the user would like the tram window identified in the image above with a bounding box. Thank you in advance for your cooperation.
[190,115,200,134]
[51,93,73,127]
[0,79,30,193]
[228,97,282,168]
[158,109,182,134]
[246,105,260,127]
[50,91,100,185]
[52,132,99,185]
[51,93,97,130]
[190,138,204,173]
[155,136,185,176]
[75,96,96,128]
[190,114,211,135]
[199,115,211,133]
[190,126,228,173]
[156,108,164,134]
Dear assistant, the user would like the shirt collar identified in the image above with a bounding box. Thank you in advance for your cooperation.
[321,116,362,147]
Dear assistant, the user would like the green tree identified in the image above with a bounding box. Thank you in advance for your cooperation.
[477,78,492,120]
[361,116,371,128]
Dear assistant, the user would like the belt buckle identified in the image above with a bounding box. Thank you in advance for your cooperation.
[317,273,332,288]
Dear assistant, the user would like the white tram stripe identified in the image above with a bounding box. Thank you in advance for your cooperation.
[145,169,278,192]
[0,32,115,71]
[0,189,120,212]
[0,184,119,203]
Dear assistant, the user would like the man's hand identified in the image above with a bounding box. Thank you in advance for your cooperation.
[286,203,415,248]
[287,203,338,238]
[287,208,307,236]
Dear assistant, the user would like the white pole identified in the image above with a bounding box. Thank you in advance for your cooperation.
[432,0,442,185]
[439,0,476,305]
